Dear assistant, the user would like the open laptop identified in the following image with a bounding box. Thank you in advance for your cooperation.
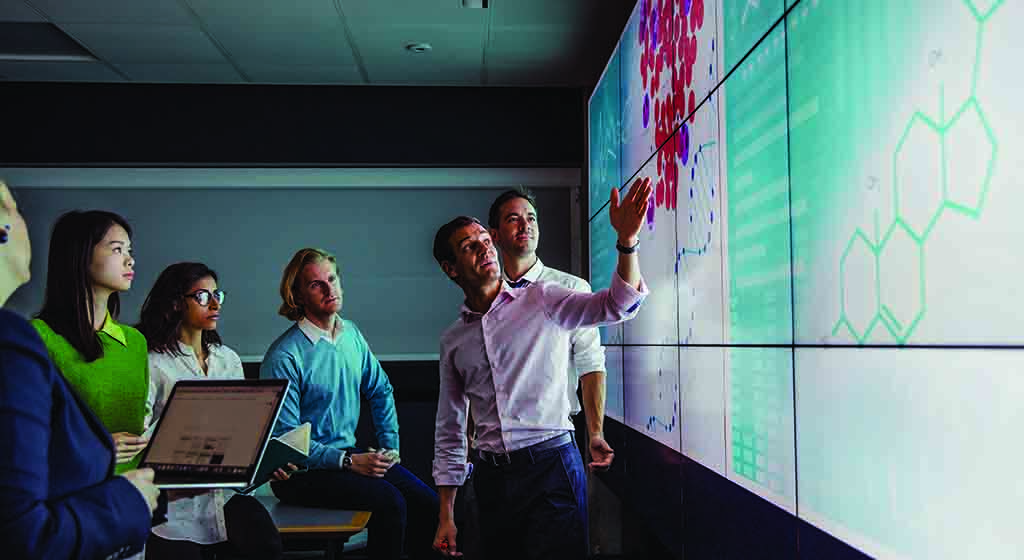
[137,378,289,489]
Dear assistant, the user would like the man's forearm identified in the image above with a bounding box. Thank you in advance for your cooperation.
[615,235,642,290]
[438,486,459,522]
[581,371,607,437]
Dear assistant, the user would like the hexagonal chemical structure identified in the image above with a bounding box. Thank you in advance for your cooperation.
[839,231,880,342]
[893,114,945,240]
[944,99,996,217]
[878,220,925,343]
[966,0,1001,20]
[913,0,980,124]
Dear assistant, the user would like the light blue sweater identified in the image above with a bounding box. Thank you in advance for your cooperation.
[260,319,399,470]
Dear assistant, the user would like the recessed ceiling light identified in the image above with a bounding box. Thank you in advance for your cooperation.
[405,42,432,54]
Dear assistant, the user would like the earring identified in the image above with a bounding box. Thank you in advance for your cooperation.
[0,224,9,245]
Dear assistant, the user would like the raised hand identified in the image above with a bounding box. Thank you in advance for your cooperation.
[608,176,652,246]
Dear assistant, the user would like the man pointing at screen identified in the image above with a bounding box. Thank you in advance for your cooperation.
[430,177,652,559]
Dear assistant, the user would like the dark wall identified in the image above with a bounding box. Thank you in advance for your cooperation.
[1,82,584,167]
[598,419,873,560]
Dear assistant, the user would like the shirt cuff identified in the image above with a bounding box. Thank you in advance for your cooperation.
[610,271,648,312]
[337,450,347,470]
[433,461,473,487]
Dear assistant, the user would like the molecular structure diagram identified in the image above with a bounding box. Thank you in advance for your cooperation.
[832,0,1001,345]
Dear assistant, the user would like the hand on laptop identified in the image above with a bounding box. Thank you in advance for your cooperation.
[122,468,159,513]
[112,431,149,463]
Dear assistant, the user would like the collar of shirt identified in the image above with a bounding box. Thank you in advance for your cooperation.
[503,258,545,288]
[298,315,344,344]
[459,282,521,321]
[99,310,127,347]
[173,340,221,359]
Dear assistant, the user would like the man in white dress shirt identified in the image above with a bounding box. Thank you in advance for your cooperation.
[430,177,652,559]
[487,187,614,471]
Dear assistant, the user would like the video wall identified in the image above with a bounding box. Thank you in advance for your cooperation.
[588,0,1023,558]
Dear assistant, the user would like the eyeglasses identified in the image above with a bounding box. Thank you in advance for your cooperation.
[185,289,226,307]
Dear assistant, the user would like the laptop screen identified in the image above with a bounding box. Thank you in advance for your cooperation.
[140,379,287,479]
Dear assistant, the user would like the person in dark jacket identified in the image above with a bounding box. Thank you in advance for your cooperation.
[0,180,159,560]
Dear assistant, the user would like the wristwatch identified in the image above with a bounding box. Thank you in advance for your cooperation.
[341,454,353,470]
[616,238,640,254]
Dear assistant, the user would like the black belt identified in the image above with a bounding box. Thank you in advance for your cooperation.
[475,432,574,467]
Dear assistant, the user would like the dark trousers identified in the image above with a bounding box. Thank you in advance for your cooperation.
[271,463,441,560]
[473,441,589,560]
[146,493,282,560]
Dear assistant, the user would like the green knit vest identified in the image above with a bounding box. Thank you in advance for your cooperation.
[31,318,149,474]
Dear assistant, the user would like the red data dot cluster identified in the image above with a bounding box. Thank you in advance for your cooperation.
[638,0,706,212]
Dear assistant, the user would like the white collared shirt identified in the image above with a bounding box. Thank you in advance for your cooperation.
[503,259,606,415]
[433,272,646,486]
[146,341,245,545]
[298,315,344,345]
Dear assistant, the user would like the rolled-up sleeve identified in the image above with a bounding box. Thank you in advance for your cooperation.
[541,271,648,331]
[565,278,606,376]
[572,325,606,376]
[432,341,471,487]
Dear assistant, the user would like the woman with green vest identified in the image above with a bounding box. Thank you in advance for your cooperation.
[1,182,158,560]
[32,209,150,475]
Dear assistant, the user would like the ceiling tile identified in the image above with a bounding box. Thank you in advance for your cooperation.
[204,21,357,66]
[340,0,485,27]
[0,60,123,81]
[369,62,483,85]
[487,62,589,86]
[188,0,339,26]
[241,63,364,84]
[29,0,194,24]
[352,24,483,67]
[0,1,45,22]
[351,24,484,72]
[117,62,242,83]
[58,23,225,63]
[487,27,587,65]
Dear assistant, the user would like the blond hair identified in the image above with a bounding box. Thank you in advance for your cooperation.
[277,248,338,321]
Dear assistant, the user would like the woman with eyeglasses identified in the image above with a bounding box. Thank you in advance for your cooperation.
[32,209,152,475]
[1,183,158,559]
[137,262,287,560]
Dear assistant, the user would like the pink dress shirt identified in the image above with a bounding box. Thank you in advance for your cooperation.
[433,271,647,486]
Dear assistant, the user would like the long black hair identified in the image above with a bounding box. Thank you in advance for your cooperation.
[137,262,223,357]
[36,210,133,363]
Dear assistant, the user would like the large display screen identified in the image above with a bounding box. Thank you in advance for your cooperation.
[588,0,1023,557]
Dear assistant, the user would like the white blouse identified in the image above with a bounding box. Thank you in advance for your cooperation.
[146,341,245,545]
